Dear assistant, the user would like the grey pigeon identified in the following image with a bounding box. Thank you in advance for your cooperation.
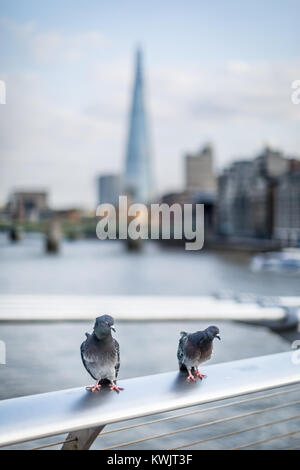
[81,315,123,392]
[177,325,221,382]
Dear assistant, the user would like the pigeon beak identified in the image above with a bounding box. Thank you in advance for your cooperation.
[111,326,116,332]
[216,334,221,340]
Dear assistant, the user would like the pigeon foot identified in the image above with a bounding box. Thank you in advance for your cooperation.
[187,372,196,383]
[109,382,124,393]
[86,383,101,392]
[195,369,206,380]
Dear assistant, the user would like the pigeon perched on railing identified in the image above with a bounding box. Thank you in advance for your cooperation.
[80,315,123,393]
[177,325,221,382]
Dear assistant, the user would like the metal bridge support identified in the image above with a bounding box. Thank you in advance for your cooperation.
[62,425,105,450]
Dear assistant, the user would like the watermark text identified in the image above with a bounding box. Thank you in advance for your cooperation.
[0,80,6,104]
[291,80,300,105]
[96,196,204,251]
[0,340,6,365]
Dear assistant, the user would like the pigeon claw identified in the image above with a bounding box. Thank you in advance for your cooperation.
[109,382,124,393]
[86,384,101,392]
[187,373,196,383]
[195,370,207,380]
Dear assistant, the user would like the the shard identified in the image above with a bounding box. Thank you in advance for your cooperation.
[124,48,153,203]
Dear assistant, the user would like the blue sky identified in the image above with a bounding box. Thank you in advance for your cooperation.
[2,1,299,66]
[0,0,299,207]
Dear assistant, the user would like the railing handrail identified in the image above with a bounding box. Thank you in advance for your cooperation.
[0,294,288,321]
[0,351,299,448]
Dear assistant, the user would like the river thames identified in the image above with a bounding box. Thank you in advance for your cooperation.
[1,233,300,297]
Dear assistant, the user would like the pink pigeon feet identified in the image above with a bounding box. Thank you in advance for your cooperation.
[109,382,124,393]
[187,372,196,383]
[86,383,101,392]
[187,369,207,382]
[195,369,206,380]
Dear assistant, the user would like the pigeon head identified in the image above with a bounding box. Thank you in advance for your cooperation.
[205,325,221,341]
[93,315,115,339]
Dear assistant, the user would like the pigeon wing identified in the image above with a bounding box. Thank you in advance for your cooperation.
[80,338,98,381]
[177,331,188,371]
[113,338,120,379]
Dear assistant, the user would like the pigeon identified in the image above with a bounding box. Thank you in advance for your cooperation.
[177,325,221,382]
[80,315,123,392]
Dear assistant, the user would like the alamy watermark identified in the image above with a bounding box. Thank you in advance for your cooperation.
[96,196,204,251]
[292,340,300,365]
[291,80,300,105]
[0,340,6,365]
[0,80,6,104]
[291,315,300,365]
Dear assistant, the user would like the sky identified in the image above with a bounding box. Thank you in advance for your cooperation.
[0,0,300,208]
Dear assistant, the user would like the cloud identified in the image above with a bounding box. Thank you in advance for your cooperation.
[31,31,110,64]
[0,17,36,37]
[0,72,123,208]
[1,18,300,207]
[151,60,300,123]
[0,17,111,64]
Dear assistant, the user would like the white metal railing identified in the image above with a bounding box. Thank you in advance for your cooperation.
[0,294,291,322]
[0,351,299,450]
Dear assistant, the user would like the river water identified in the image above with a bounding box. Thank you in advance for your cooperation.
[1,232,300,297]
[0,233,299,449]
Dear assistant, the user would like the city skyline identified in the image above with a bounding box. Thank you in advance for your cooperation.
[0,1,300,208]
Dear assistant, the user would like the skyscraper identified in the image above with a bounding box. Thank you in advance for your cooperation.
[98,174,122,206]
[124,48,153,203]
[185,144,217,195]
